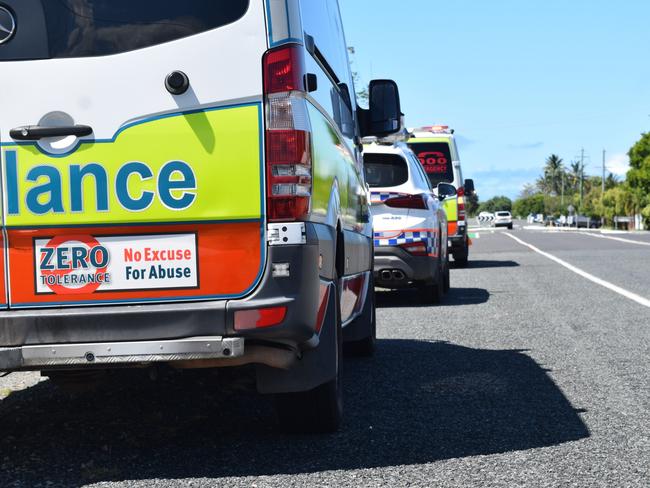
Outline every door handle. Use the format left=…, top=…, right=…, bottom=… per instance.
left=10, top=125, right=93, bottom=141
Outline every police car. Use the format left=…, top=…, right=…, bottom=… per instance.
left=364, top=142, right=451, bottom=303
left=0, top=0, right=403, bottom=433
left=407, top=126, right=474, bottom=267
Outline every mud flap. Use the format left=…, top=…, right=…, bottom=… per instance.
left=256, top=282, right=338, bottom=394
left=342, top=276, right=374, bottom=343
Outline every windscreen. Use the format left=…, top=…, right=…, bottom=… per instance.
left=0, top=0, right=250, bottom=61
left=363, top=153, right=409, bottom=188
left=407, top=142, right=454, bottom=186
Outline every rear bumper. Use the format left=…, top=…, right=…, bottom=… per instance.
left=0, top=222, right=357, bottom=372
left=0, top=336, right=244, bottom=371
left=494, top=221, right=512, bottom=227
left=373, top=246, right=437, bottom=287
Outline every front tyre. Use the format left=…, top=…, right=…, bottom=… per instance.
left=274, top=280, right=343, bottom=434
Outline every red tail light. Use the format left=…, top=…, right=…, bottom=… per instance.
left=234, top=306, right=287, bottom=331
left=385, top=194, right=428, bottom=210
left=456, top=186, right=466, bottom=221
left=458, top=197, right=466, bottom=221
left=399, top=241, right=428, bottom=256
left=266, top=129, right=311, bottom=221
left=263, top=44, right=312, bottom=222
left=263, top=45, right=305, bottom=94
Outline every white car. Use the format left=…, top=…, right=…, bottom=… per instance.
left=363, top=142, right=451, bottom=303
left=494, top=211, right=513, bottom=229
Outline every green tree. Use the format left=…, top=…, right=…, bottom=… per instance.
left=512, top=194, right=545, bottom=217
left=625, top=132, right=650, bottom=226
left=544, top=195, right=564, bottom=217
left=627, top=133, right=650, bottom=191
left=465, top=192, right=480, bottom=217
left=538, top=154, right=565, bottom=195
left=605, top=173, right=620, bottom=190
left=568, top=161, right=583, bottom=193
left=478, top=195, right=512, bottom=213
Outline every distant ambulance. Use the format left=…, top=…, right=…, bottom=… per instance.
left=407, top=126, right=474, bottom=267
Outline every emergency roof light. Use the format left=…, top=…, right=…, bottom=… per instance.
left=412, top=125, right=454, bottom=135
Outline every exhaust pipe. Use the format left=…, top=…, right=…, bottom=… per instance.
left=380, top=270, right=393, bottom=281
left=392, top=270, right=406, bottom=281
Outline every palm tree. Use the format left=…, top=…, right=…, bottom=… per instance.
left=569, top=161, right=583, bottom=192
left=542, top=154, right=564, bottom=195
left=605, top=173, right=619, bottom=190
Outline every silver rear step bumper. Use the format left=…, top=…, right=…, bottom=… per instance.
left=0, top=336, right=244, bottom=371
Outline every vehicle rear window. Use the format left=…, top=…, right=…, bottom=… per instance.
left=363, top=153, right=409, bottom=188
left=0, top=0, right=249, bottom=61
left=407, top=142, right=454, bottom=186
left=496, top=212, right=511, bottom=217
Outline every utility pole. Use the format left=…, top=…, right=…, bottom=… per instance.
left=580, top=148, right=585, bottom=210
left=602, top=149, right=606, bottom=196
left=561, top=171, right=565, bottom=206
left=601, top=149, right=606, bottom=227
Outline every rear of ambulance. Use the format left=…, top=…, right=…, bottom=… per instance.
left=0, top=1, right=322, bottom=376
left=407, top=129, right=468, bottom=264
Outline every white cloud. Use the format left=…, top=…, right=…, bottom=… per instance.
left=606, top=154, right=630, bottom=177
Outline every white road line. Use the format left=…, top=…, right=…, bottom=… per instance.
left=504, top=232, right=650, bottom=309
left=583, top=232, right=650, bottom=247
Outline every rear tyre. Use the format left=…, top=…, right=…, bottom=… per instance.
left=443, top=257, right=451, bottom=293
left=453, top=249, right=469, bottom=267
left=343, top=275, right=376, bottom=357
left=507, top=223, right=513, bottom=230
left=452, top=236, right=469, bottom=267
left=274, top=280, right=343, bottom=434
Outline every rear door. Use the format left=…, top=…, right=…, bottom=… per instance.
left=0, top=0, right=267, bottom=308
left=407, top=138, right=459, bottom=234
left=364, top=150, right=438, bottom=256
left=364, top=151, right=411, bottom=235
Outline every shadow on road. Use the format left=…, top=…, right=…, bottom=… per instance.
left=465, top=260, right=520, bottom=269
left=0, top=341, right=589, bottom=486
left=376, top=287, right=490, bottom=308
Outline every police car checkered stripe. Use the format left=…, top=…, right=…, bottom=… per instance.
left=374, top=230, right=437, bottom=254
left=369, top=192, right=406, bottom=203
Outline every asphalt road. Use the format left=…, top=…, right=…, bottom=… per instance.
left=1, top=228, right=649, bottom=487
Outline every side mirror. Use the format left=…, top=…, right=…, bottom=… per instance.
left=359, top=79, right=401, bottom=138
left=464, top=178, right=475, bottom=195
left=436, top=183, right=457, bottom=201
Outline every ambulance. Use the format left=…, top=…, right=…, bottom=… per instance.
left=0, top=0, right=402, bottom=433
left=407, top=126, right=474, bottom=267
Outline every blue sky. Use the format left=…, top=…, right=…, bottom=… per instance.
left=340, top=0, right=650, bottom=200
